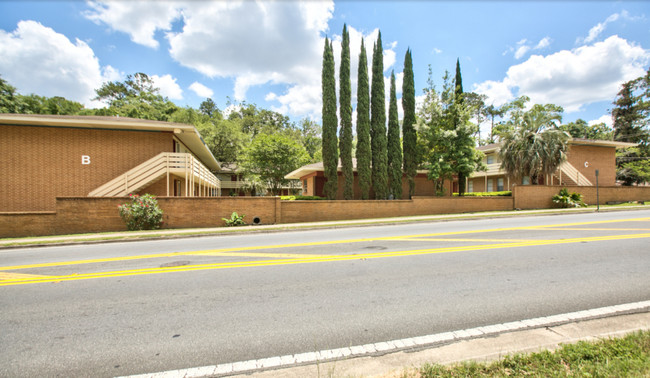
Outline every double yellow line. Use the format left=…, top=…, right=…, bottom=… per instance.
left=1, top=230, right=649, bottom=286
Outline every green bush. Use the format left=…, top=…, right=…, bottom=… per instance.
left=453, top=191, right=512, bottom=197
left=118, top=194, right=164, bottom=231
left=223, top=212, right=246, bottom=226
left=280, top=195, right=326, bottom=201
left=552, top=188, right=587, bottom=208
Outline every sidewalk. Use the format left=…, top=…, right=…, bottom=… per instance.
left=1, top=206, right=647, bottom=249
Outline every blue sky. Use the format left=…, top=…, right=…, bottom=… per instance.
left=1, top=1, right=648, bottom=136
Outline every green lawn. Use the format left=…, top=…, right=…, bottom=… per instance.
left=418, top=330, right=650, bottom=377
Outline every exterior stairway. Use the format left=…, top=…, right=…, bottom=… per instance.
left=88, top=152, right=220, bottom=197
left=555, top=161, right=592, bottom=186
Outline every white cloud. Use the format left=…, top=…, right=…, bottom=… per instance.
left=512, top=37, right=551, bottom=59
left=151, top=74, right=183, bottom=100
left=589, top=114, right=613, bottom=128
left=0, top=20, right=116, bottom=108
left=84, top=1, right=181, bottom=49
left=579, top=11, right=624, bottom=45
left=474, top=35, right=649, bottom=112
left=189, top=82, right=214, bottom=98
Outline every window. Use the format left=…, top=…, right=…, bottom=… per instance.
left=303, top=179, right=308, bottom=194
left=522, top=176, right=530, bottom=185
left=486, top=155, right=495, bottom=164
left=468, top=180, right=473, bottom=193
left=487, top=179, right=494, bottom=192
left=497, top=177, right=504, bottom=191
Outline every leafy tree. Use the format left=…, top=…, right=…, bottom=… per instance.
left=484, top=104, right=507, bottom=144
left=240, top=133, right=310, bottom=195
left=299, top=118, right=322, bottom=163
left=339, top=24, right=354, bottom=200
left=402, top=48, right=417, bottom=199
left=356, top=38, right=372, bottom=200
left=370, top=31, right=388, bottom=199
left=418, top=67, right=484, bottom=195
left=93, top=72, right=179, bottom=121
left=558, top=119, right=613, bottom=140
left=0, top=76, right=18, bottom=113
left=199, top=98, right=221, bottom=119
left=499, top=103, right=570, bottom=184
left=387, top=71, right=402, bottom=199
left=321, top=37, right=339, bottom=199
left=464, top=92, right=488, bottom=143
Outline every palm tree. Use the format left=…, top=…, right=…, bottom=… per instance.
left=499, top=104, right=570, bottom=184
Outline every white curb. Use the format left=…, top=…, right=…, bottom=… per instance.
left=119, top=300, right=650, bottom=378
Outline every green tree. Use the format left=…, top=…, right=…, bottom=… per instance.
left=387, top=71, right=402, bottom=199
left=499, top=103, right=570, bottom=184
left=484, top=104, right=507, bottom=144
left=452, top=59, right=479, bottom=196
left=339, top=24, right=354, bottom=200
left=371, top=31, right=388, bottom=199
left=321, top=37, right=339, bottom=200
left=356, top=38, right=372, bottom=200
left=93, top=72, right=179, bottom=121
left=558, top=119, right=613, bottom=140
left=419, top=67, right=484, bottom=196
left=299, top=118, right=322, bottom=163
left=613, top=68, right=650, bottom=185
left=464, top=92, right=488, bottom=143
left=402, top=48, right=417, bottom=199
left=0, top=76, right=18, bottom=113
left=199, top=98, right=221, bottom=119
left=241, top=133, right=310, bottom=195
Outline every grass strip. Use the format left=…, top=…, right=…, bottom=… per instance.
left=418, top=330, right=650, bottom=377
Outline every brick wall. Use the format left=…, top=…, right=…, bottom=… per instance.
left=0, top=125, right=173, bottom=211
left=0, top=212, right=56, bottom=237
left=566, top=145, right=617, bottom=186
left=514, top=185, right=650, bottom=209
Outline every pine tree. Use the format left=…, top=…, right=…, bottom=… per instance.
left=402, top=48, right=417, bottom=198
left=356, top=38, right=372, bottom=200
left=454, top=58, right=468, bottom=196
left=370, top=31, right=388, bottom=199
left=387, top=70, right=402, bottom=199
left=321, top=37, right=338, bottom=200
left=339, top=24, right=353, bottom=200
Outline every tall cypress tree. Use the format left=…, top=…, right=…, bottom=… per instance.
left=339, top=24, right=353, bottom=200
left=387, top=70, right=402, bottom=199
left=402, top=48, right=417, bottom=198
left=454, top=58, right=467, bottom=196
left=370, top=31, right=388, bottom=199
left=321, top=37, right=338, bottom=200
left=356, top=38, right=372, bottom=200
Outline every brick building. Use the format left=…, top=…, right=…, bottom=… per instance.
left=286, top=139, right=635, bottom=199
left=467, top=139, right=635, bottom=193
left=0, top=114, right=221, bottom=212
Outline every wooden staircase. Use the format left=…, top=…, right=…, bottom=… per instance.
left=555, top=161, right=592, bottom=186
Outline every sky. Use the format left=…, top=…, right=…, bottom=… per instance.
left=0, top=1, right=648, bottom=137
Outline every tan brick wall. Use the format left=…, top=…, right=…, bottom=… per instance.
left=514, top=185, right=650, bottom=209
left=0, top=212, right=57, bottom=237
left=0, top=124, right=173, bottom=211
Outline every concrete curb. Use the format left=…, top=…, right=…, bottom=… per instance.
left=119, top=300, right=650, bottom=378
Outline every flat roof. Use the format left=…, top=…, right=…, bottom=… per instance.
left=478, top=138, right=636, bottom=153
left=0, top=114, right=221, bottom=170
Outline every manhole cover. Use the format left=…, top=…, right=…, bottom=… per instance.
left=160, top=260, right=190, bottom=268
left=364, top=246, right=387, bottom=250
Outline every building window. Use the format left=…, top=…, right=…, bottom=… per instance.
left=303, top=179, right=308, bottom=194
left=487, top=179, right=494, bottom=192
left=486, top=155, right=495, bottom=164
left=522, top=176, right=530, bottom=185
left=468, top=180, right=473, bottom=193
left=497, top=177, right=504, bottom=191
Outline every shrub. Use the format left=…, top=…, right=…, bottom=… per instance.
left=223, top=212, right=246, bottom=226
left=118, top=194, right=164, bottom=231
left=552, top=188, right=587, bottom=208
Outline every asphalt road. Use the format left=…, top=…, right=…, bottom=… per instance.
left=1, top=210, right=649, bottom=377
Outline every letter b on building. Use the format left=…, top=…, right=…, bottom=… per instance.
left=82, top=155, right=91, bottom=165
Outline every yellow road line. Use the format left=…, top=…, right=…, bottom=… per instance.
left=389, top=238, right=542, bottom=242
left=532, top=228, right=650, bottom=231
left=0, top=272, right=50, bottom=281
left=189, top=252, right=335, bottom=258
left=2, top=232, right=649, bottom=287
left=2, top=217, right=649, bottom=272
